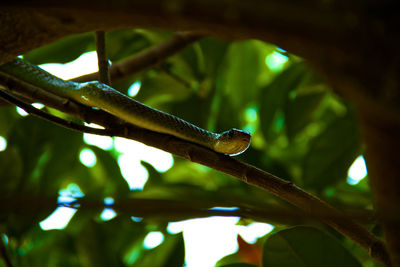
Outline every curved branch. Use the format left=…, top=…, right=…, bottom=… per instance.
left=73, top=31, right=203, bottom=83
left=0, top=195, right=377, bottom=226
left=0, top=89, right=112, bottom=136
left=0, top=70, right=390, bottom=265
left=0, top=2, right=357, bottom=64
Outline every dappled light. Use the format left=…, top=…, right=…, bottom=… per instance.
left=114, top=137, right=173, bottom=190
left=39, top=51, right=99, bottom=80
left=16, top=103, right=44, bottom=117
left=118, top=153, right=149, bottom=190
left=128, top=80, right=142, bottom=97
left=347, top=156, right=368, bottom=185
left=83, top=132, right=113, bottom=150
left=39, top=207, right=77, bottom=230
left=0, top=136, right=6, bottom=151
left=167, top=217, right=272, bottom=267
left=40, top=184, right=84, bottom=230
left=79, top=148, right=97, bottom=167
left=16, top=106, right=28, bottom=116
left=265, top=50, right=288, bottom=72
left=100, top=208, right=117, bottom=221
left=100, top=197, right=117, bottom=220
left=143, top=231, right=165, bottom=249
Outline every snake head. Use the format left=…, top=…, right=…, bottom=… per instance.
left=214, top=129, right=251, bottom=155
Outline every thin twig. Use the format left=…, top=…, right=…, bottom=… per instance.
left=0, top=70, right=390, bottom=265
left=73, top=32, right=203, bottom=83
left=95, top=31, right=111, bottom=85
left=0, top=195, right=377, bottom=226
left=160, top=63, right=193, bottom=89
left=0, top=89, right=112, bottom=136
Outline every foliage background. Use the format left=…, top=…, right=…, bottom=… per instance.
left=0, top=29, right=378, bottom=266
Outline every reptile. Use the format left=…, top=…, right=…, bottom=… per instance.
left=0, top=59, right=251, bottom=155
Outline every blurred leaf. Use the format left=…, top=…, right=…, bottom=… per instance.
left=220, top=40, right=271, bottom=108
left=88, top=146, right=130, bottom=197
left=303, top=110, right=361, bottom=190
left=106, top=30, right=152, bottom=62
left=138, top=72, right=190, bottom=105
left=285, top=90, right=326, bottom=140
left=75, top=218, right=147, bottom=267
left=262, top=226, right=361, bottom=267
left=0, top=106, right=18, bottom=136
left=259, top=62, right=309, bottom=141
left=75, top=221, right=120, bottom=267
left=0, top=147, right=23, bottom=195
left=199, top=38, right=230, bottom=79
left=24, top=33, right=93, bottom=64
left=7, top=117, right=63, bottom=188
left=141, top=161, right=163, bottom=188
left=133, top=233, right=185, bottom=267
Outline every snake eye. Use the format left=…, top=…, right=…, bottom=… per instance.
left=227, top=130, right=235, bottom=138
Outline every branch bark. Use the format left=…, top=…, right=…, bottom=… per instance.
left=73, top=31, right=203, bottom=83
left=360, top=112, right=400, bottom=266
left=0, top=195, right=377, bottom=226
left=95, top=31, right=111, bottom=85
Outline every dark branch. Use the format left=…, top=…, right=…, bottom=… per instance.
left=73, top=31, right=203, bottom=83
left=0, top=89, right=112, bottom=136
left=95, top=31, right=111, bottom=85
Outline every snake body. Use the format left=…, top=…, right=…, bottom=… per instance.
left=0, top=59, right=251, bottom=155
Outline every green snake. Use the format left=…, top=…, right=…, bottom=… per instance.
left=0, top=59, right=251, bottom=155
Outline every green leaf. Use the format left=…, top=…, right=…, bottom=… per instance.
left=0, top=147, right=23, bottom=195
left=285, top=90, right=326, bottom=140
left=263, top=226, right=361, bottom=267
left=106, top=30, right=152, bottom=62
left=259, top=62, right=308, bottom=141
left=88, top=146, right=130, bottom=197
left=133, top=233, right=185, bottom=267
left=220, top=40, right=271, bottom=108
left=24, top=33, right=93, bottom=64
left=198, top=38, right=230, bottom=79
left=303, top=110, right=361, bottom=190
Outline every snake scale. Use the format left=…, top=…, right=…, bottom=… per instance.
left=0, top=59, right=251, bottom=155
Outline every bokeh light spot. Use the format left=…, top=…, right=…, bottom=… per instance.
left=128, top=81, right=141, bottom=97
left=79, top=148, right=97, bottom=167
left=0, top=136, right=7, bottom=151
left=143, top=231, right=164, bottom=249
left=265, top=51, right=288, bottom=72
left=347, top=156, right=368, bottom=185
left=39, top=207, right=77, bottom=230
left=100, top=208, right=117, bottom=221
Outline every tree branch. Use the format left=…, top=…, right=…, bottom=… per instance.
left=95, top=31, right=111, bottom=85
left=0, top=70, right=390, bottom=265
left=73, top=31, right=203, bottom=83
left=0, top=195, right=377, bottom=226
left=0, top=89, right=112, bottom=136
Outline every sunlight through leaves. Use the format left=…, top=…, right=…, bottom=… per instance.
left=143, top=231, right=165, bottom=249
left=0, top=136, right=7, bottom=151
left=347, top=156, right=368, bottom=185
left=79, top=148, right=97, bottom=167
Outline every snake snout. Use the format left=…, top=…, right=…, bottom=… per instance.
left=214, top=129, right=251, bottom=155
